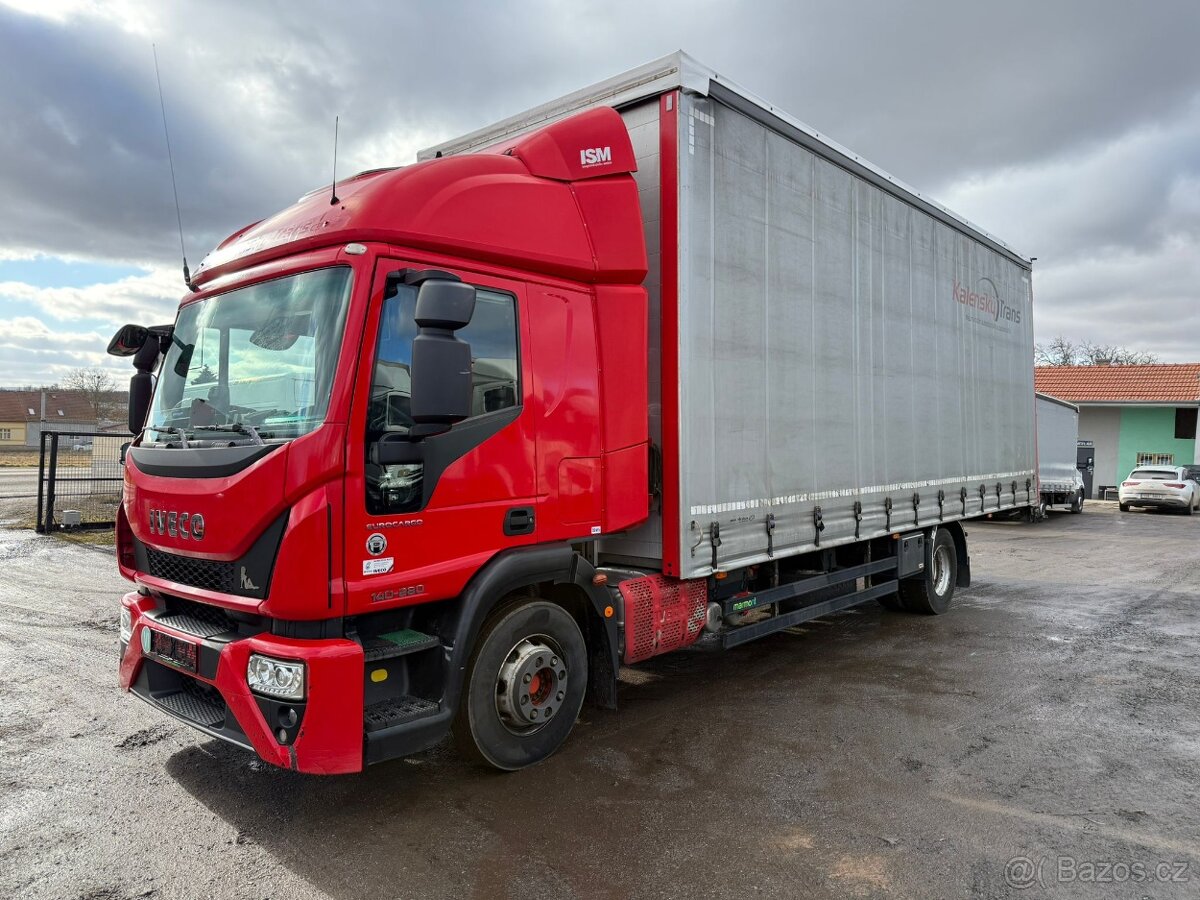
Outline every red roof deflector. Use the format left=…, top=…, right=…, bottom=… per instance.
left=192, top=108, right=645, bottom=288
left=497, top=107, right=638, bottom=181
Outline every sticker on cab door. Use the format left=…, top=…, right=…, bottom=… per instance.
left=363, top=557, right=394, bottom=576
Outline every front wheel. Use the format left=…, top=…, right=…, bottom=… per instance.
left=453, top=598, right=588, bottom=771
left=898, top=529, right=957, bottom=615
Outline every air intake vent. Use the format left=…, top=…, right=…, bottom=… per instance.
left=145, top=547, right=237, bottom=594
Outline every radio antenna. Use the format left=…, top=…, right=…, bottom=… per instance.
left=330, top=115, right=340, bottom=206
left=153, top=44, right=196, bottom=292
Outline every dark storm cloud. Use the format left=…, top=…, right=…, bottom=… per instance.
left=724, top=1, right=1200, bottom=190
left=0, top=10, right=273, bottom=264
left=1, top=0, right=1199, bottom=375
left=0, top=3, right=1190, bottom=245
left=4, top=0, right=1200, bottom=265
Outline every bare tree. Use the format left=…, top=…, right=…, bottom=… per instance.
left=1034, top=336, right=1079, bottom=366
left=63, top=367, right=121, bottom=422
left=1035, top=336, right=1159, bottom=366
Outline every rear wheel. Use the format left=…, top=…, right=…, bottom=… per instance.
left=453, top=598, right=588, bottom=771
left=898, top=529, right=957, bottom=615
left=1119, top=502, right=1130, bottom=512
left=1070, top=490, right=1084, bottom=514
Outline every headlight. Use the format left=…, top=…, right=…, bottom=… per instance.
left=247, top=654, right=306, bottom=700
left=119, top=607, right=132, bottom=643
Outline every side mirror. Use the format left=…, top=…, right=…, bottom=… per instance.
left=414, top=279, right=476, bottom=330
left=107, top=324, right=148, bottom=357
left=409, top=279, right=476, bottom=426
left=128, top=371, right=154, bottom=435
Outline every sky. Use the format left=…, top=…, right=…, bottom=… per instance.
left=1, top=0, right=1198, bottom=386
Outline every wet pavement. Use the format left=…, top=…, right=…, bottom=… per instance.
left=1, top=502, right=1198, bottom=899
left=0, top=467, right=38, bottom=498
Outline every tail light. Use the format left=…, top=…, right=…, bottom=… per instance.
left=1121, top=481, right=1139, bottom=487
left=1165, top=482, right=1186, bottom=488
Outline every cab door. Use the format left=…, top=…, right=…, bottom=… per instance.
left=343, top=259, right=536, bottom=614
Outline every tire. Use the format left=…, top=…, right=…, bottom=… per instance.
left=1187, top=503, right=1194, bottom=517
left=1070, top=491, right=1084, bottom=514
left=1119, top=502, right=1130, bottom=512
left=898, top=529, right=957, bottom=615
left=453, top=598, right=588, bottom=771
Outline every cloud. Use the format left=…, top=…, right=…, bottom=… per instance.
left=2, top=0, right=1200, bottom=384
left=0, top=264, right=182, bottom=325
left=940, top=102, right=1200, bottom=261
left=5, top=1, right=1200, bottom=262
left=937, top=98, right=1200, bottom=360
left=0, top=315, right=130, bottom=384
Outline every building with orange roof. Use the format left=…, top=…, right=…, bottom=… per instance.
left=1034, top=364, right=1200, bottom=498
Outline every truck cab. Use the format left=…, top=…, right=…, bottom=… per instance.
left=114, top=107, right=650, bottom=773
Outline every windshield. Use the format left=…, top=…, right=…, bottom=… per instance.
left=1129, top=469, right=1177, bottom=480
left=146, top=267, right=352, bottom=443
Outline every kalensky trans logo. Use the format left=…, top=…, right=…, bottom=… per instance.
left=954, top=277, right=1021, bottom=326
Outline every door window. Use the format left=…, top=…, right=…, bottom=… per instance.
left=365, top=283, right=519, bottom=513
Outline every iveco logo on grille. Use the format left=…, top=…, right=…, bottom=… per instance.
left=148, top=509, right=205, bottom=541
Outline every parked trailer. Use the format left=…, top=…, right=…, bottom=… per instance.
left=110, top=52, right=1035, bottom=773
left=1035, top=393, right=1085, bottom=514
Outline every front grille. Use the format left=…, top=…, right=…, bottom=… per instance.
left=158, top=678, right=225, bottom=729
left=145, top=547, right=236, bottom=594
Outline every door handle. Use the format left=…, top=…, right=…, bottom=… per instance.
left=503, top=507, right=535, bottom=536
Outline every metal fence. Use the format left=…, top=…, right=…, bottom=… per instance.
left=36, top=430, right=125, bottom=532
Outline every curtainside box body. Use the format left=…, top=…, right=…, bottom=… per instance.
left=1036, top=393, right=1082, bottom=493
left=422, top=52, right=1036, bottom=580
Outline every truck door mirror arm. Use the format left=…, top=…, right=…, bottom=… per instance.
left=372, top=426, right=452, bottom=465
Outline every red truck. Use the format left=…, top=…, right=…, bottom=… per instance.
left=110, top=54, right=1035, bottom=773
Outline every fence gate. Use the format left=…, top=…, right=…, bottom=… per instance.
left=36, top=431, right=125, bottom=532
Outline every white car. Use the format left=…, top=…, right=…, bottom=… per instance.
left=1118, top=466, right=1200, bottom=514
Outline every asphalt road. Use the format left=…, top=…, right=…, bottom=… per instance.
left=0, top=466, right=38, bottom=498
left=2, top=503, right=1198, bottom=899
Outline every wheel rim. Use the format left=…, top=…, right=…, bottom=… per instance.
left=932, top=543, right=953, bottom=596
left=494, top=634, right=568, bottom=736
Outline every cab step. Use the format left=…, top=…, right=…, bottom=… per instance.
left=361, top=629, right=440, bottom=662
left=364, top=695, right=439, bottom=733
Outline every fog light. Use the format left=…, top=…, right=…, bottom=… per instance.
left=119, top=607, right=132, bottom=643
left=247, top=654, right=306, bottom=700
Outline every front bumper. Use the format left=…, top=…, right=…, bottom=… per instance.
left=118, top=592, right=365, bottom=774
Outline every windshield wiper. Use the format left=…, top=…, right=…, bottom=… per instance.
left=192, top=422, right=267, bottom=445
left=147, top=425, right=190, bottom=448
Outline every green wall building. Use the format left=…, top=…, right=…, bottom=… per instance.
left=1035, top=364, right=1200, bottom=498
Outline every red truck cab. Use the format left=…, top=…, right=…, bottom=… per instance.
left=113, top=107, right=650, bottom=773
